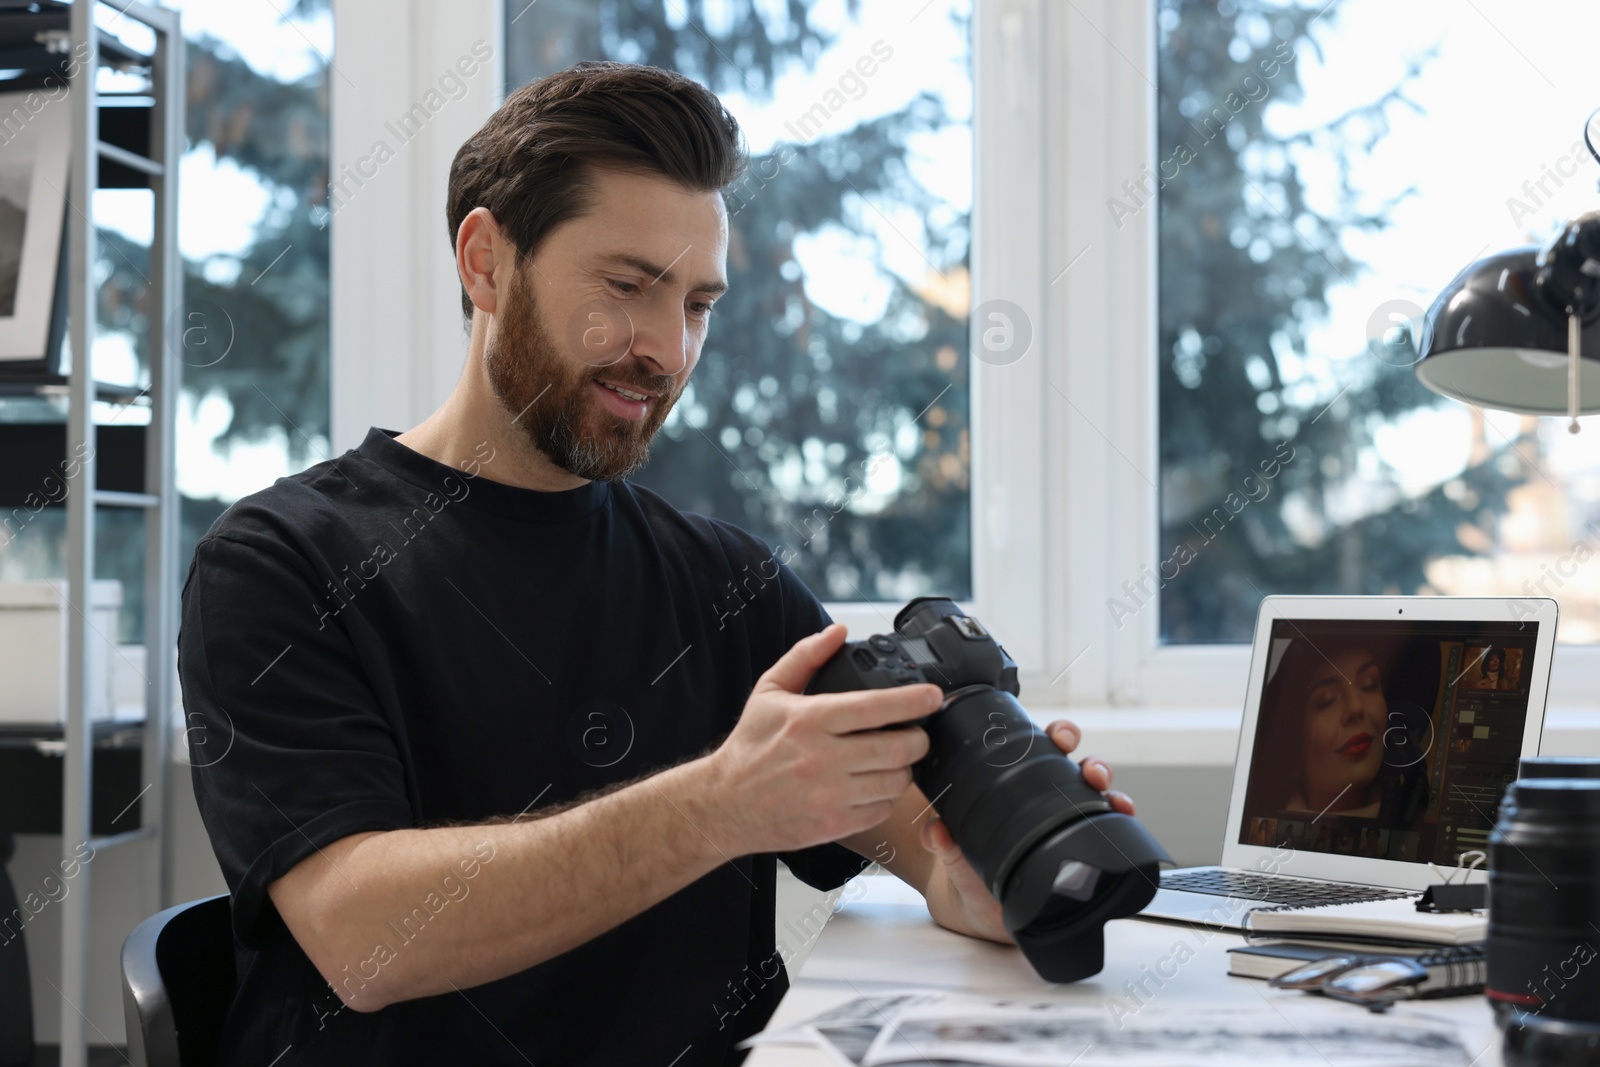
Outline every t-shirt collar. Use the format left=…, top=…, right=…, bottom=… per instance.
left=360, top=426, right=612, bottom=523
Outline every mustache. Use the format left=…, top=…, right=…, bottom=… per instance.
left=590, top=368, right=679, bottom=396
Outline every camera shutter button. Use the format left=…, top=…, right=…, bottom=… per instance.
left=869, top=635, right=898, bottom=654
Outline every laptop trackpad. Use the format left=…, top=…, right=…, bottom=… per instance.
left=1138, top=888, right=1271, bottom=930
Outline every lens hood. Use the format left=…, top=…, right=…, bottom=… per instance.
left=1001, top=812, right=1170, bottom=983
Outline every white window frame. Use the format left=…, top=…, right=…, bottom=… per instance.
left=330, top=0, right=1600, bottom=711
left=330, top=0, right=1055, bottom=675
left=330, top=0, right=505, bottom=458
left=1043, top=0, right=1271, bottom=710
left=1052, top=0, right=1600, bottom=710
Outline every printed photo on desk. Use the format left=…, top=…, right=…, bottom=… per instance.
left=749, top=992, right=1480, bottom=1067
left=861, top=1002, right=1471, bottom=1067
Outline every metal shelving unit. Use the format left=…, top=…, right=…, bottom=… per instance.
left=56, top=3, right=183, bottom=1066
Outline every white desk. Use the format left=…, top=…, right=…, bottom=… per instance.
left=748, top=876, right=1506, bottom=1066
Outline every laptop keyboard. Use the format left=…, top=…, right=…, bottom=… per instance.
left=1160, top=869, right=1415, bottom=907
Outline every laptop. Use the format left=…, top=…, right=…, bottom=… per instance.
left=1141, top=595, right=1557, bottom=930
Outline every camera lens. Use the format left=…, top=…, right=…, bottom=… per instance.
left=805, top=598, right=1173, bottom=983
left=914, top=686, right=1170, bottom=982
left=1518, top=757, right=1600, bottom=780
left=1488, top=778, right=1600, bottom=1065
left=1501, top=1015, right=1600, bottom=1067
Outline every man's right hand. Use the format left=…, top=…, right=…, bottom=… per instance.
left=696, top=623, right=940, bottom=856
left=267, top=623, right=935, bottom=1012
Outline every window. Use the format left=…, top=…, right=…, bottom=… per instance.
left=169, top=0, right=332, bottom=583
left=0, top=0, right=331, bottom=644
left=504, top=0, right=974, bottom=602
left=1155, top=0, right=1600, bottom=645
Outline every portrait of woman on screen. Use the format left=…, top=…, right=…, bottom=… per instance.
left=1244, top=636, right=1431, bottom=832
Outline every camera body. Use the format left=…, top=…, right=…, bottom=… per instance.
left=806, top=597, right=1172, bottom=983
left=805, top=596, right=1018, bottom=707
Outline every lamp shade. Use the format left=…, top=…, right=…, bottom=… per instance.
left=1416, top=246, right=1600, bottom=415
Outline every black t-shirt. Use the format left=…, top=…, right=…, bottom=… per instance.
left=177, top=427, right=869, bottom=1066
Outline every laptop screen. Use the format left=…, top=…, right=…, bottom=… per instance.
left=1236, top=617, right=1539, bottom=868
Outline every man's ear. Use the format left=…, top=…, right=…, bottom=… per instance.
left=457, top=206, right=507, bottom=317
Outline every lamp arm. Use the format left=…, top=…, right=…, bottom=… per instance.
left=1570, top=312, right=1582, bottom=435
left=1553, top=104, right=1600, bottom=432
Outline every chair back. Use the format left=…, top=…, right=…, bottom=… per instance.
left=120, top=895, right=235, bottom=1067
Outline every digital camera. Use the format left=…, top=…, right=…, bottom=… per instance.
left=807, top=597, right=1172, bottom=982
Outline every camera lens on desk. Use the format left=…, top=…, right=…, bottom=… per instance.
left=1487, top=777, right=1600, bottom=1067
left=1517, top=756, right=1600, bottom=780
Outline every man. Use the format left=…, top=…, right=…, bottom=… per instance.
left=178, top=61, right=1133, bottom=1065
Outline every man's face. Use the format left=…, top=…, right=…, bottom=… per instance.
left=483, top=167, right=729, bottom=482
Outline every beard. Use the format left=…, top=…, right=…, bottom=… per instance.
left=484, top=267, right=682, bottom=482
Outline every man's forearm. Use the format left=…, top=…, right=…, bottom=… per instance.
left=271, top=758, right=732, bottom=1011
left=839, top=785, right=1009, bottom=944
left=271, top=627, right=942, bottom=1010
left=840, top=783, right=937, bottom=893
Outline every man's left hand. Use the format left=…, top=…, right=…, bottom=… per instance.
left=919, top=720, right=1135, bottom=944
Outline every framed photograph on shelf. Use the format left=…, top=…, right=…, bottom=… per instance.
left=0, top=86, right=69, bottom=376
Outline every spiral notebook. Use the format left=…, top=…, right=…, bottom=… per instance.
left=1243, top=895, right=1486, bottom=948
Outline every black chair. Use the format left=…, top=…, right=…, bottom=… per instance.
left=120, top=895, right=235, bottom=1067
left=0, top=832, right=34, bottom=1067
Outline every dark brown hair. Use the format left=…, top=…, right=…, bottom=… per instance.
left=446, top=61, right=747, bottom=320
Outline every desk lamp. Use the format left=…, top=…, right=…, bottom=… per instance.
left=1416, top=111, right=1600, bottom=432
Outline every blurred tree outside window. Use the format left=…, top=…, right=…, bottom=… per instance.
left=0, top=0, right=331, bottom=643
left=505, top=0, right=974, bottom=602
left=1156, top=0, right=1600, bottom=643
